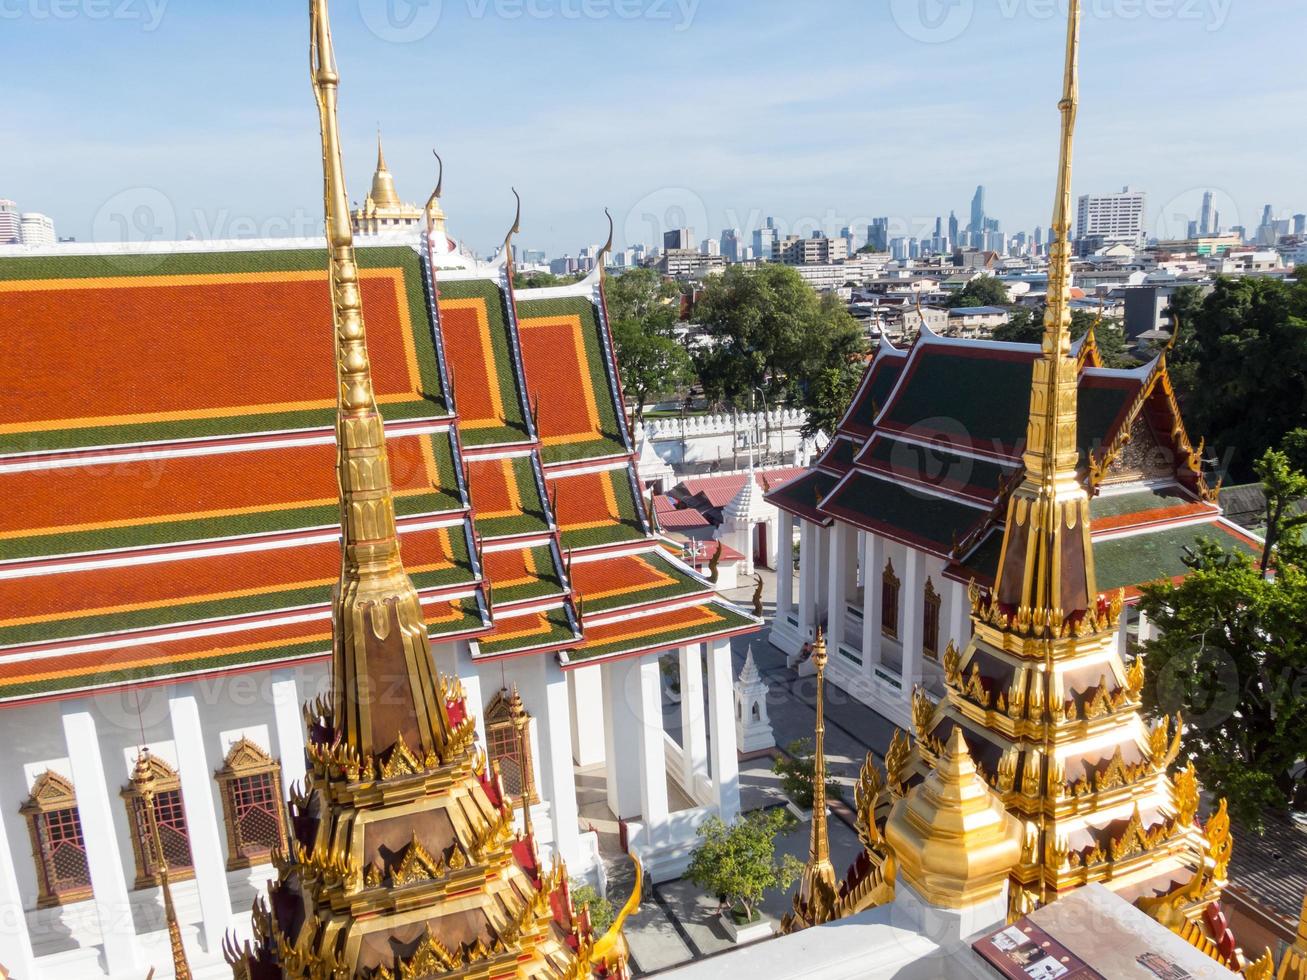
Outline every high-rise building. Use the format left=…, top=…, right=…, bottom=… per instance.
left=969, top=185, right=986, bottom=232
left=1199, top=189, right=1214, bottom=236
left=1294, top=214, right=1306, bottom=237
left=663, top=227, right=693, bottom=251
left=753, top=222, right=778, bottom=260
left=1187, top=219, right=1200, bottom=240
left=700, top=237, right=720, bottom=257
left=19, top=212, right=56, bottom=247
left=1075, top=186, right=1146, bottom=248
left=721, top=227, right=742, bottom=262
left=0, top=199, right=19, bottom=244
left=948, top=211, right=959, bottom=245
left=867, top=217, right=889, bottom=253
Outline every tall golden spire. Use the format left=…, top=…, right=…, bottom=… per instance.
left=131, top=749, right=192, bottom=980
left=789, top=629, right=839, bottom=927
left=311, top=0, right=450, bottom=761
left=993, top=0, right=1096, bottom=623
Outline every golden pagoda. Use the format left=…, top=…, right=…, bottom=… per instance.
left=224, top=3, right=628, bottom=976
left=351, top=131, right=424, bottom=235
left=915, top=0, right=1228, bottom=934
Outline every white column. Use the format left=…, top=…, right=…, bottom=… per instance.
left=862, top=533, right=884, bottom=671
left=168, top=689, right=232, bottom=952
left=1138, top=610, right=1154, bottom=644
left=678, top=645, right=708, bottom=794
left=814, top=525, right=830, bottom=617
left=797, top=520, right=816, bottom=644
left=541, top=659, right=582, bottom=866
left=452, top=641, right=488, bottom=750
left=0, top=804, right=36, bottom=978
left=827, top=523, right=849, bottom=654
left=61, top=706, right=139, bottom=975
left=775, top=511, right=795, bottom=620
left=901, top=549, right=924, bottom=694
left=271, top=670, right=306, bottom=797
left=634, top=657, right=669, bottom=846
left=602, top=659, right=642, bottom=820
left=949, top=579, right=971, bottom=654
left=568, top=665, right=605, bottom=767
left=1118, top=604, right=1131, bottom=659
left=706, top=639, right=741, bottom=823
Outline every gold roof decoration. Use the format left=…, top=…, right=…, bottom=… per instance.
left=885, top=727, right=1023, bottom=910
left=131, top=748, right=193, bottom=980
left=223, top=4, right=617, bottom=976
left=369, top=130, right=402, bottom=209
left=782, top=628, right=840, bottom=932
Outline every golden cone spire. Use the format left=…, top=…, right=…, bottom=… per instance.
left=131, top=749, right=192, bottom=980
left=311, top=0, right=451, bottom=762
left=993, top=0, right=1097, bottom=622
left=369, top=129, right=403, bottom=209
left=788, top=628, right=839, bottom=928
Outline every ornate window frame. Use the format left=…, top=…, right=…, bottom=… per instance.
left=484, top=690, right=538, bottom=807
left=881, top=558, right=901, bottom=639
left=923, top=577, right=942, bottom=659
left=20, top=770, right=92, bottom=908
left=121, top=754, right=195, bottom=889
left=214, top=738, right=287, bottom=871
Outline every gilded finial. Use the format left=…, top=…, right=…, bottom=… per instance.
left=596, top=207, right=615, bottom=275
left=502, top=187, right=522, bottom=259
left=424, top=149, right=447, bottom=238
left=132, top=748, right=192, bottom=979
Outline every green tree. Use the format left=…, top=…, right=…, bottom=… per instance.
left=992, top=308, right=1135, bottom=368
left=516, top=270, right=583, bottom=289
left=772, top=739, right=842, bottom=811
left=685, top=810, right=804, bottom=922
left=692, top=264, right=866, bottom=433
left=570, top=883, right=615, bottom=934
left=1165, top=276, right=1307, bottom=481
left=605, top=268, right=694, bottom=426
left=1138, top=449, right=1307, bottom=829
left=1254, top=447, right=1307, bottom=573
left=947, top=275, right=1009, bottom=308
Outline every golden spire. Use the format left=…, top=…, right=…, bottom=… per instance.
left=311, top=0, right=451, bottom=761
left=884, top=728, right=1023, bottom=910
left=792, top=628, right=839, bottom=926
left=369, top=128, right=402, bottom=209
left=993, top=0, right=1096, bottom=622
left=131, top=749, right=192, bottom=980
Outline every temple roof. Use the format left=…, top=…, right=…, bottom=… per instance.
left=766, top=324, right=1230, bottom=596
left=0, top=237, right=756, bottom=703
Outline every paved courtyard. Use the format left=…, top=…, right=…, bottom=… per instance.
left=588, top=570, right=903, bottom=976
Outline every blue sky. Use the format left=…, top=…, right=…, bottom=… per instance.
left=2, top=0, right=1304, bottom=256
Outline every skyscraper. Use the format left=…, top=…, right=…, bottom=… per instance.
left=721, top=228, right=742, bottom=262
left=664, top=227, right=694, bottom=251
left=753, top=222, right=778, bottom=260
left=1200, top=189, right=1214, bottom=236
left=1295, top=214, right=1306, bottom=237
left=948, top=210, right=959, bottom=244
left=0, top=200, right=19, bottom=244
left=969, top=185, right=986, bottom=232
left=867, top=217, right=889, bottom=253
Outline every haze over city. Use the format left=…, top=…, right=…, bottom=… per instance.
left=4, top=0, right=1306, bottom=255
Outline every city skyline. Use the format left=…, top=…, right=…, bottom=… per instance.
left=3, top=0, right=1306, bottom=255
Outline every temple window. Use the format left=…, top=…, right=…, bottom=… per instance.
left=121, top=755, right=194, bottom=889
left=20, top=771, right=92, bottom=907
left=923, top=577, right=941, bottom=659
left=215, top=738, right=287, bottom=870
left=882, top=558, right=901, bottom=639
left=484, top=690, right=538, bottom=807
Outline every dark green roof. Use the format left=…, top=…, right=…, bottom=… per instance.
left=1093, top=522, right=1258, bottom=592
left=822, top=472, right=987, bottom=554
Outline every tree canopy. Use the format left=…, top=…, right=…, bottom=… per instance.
left=1167, top=276, right=1307, bottom=481
left=947, top=275, right=1009, bottom=308
left=691, top=264, right=867, bottom=435
left=991, top=307, right=1135, bottom=368
left=685, top=810, right=803, bottom=921
left=1138, top=447, right=1307, bottom=830
left=515, top=270, right=584, bottom=289
left=605, top=268, right=694, bottom=427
